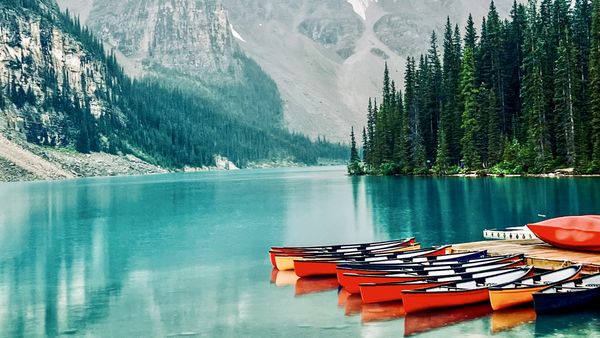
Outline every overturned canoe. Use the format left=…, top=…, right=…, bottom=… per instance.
left=532, top=271, right=600, bottom=314
left=527, top=215, right=600, bottom=252
left=358, top=262, right=525, bottom=304
left=402, top=266, right=532, bottom=314
left=489, top=265, right=581, bottom=310
left=342, top=259, right=525, bottom=294
left=293, top=246, right=449, bottom=277
left=269, top=238, right=415, bottom=266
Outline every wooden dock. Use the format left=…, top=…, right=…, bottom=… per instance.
left=452, top=239, right=600, bottom=274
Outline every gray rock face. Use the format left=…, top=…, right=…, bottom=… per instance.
left=220, top=0, right=519, bottom=141
left=87, top=0, right=240, bottom=81
left=59, top=0, right=283, bottom=126
left=296, top=1, right=364, bottom=59
left=58, top=0, right=520, bottom=141
left=0, top=4, right=118, bottom=147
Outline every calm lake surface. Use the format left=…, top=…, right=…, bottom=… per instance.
left=1, top=166, right=599, bottom=337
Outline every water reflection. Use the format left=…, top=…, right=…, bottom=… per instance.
left=535, top=310, right=600, bottom=336
left=295, top=277, right=339, bottom=296
left=358, top=176, right=600, bottom=246
left=360, top=301, right=406, bottom=323
left=404, top=303, right=493, bottom=336
left=490, top=306, right=536, bottom=334
left=2, top=168, right=600, bottom=337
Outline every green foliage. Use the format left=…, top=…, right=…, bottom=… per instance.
left=460, top=48, right=481, bottom=171
left=350, top=0, right=600, bottom=176
left=591, top=0, right=600, bottom=170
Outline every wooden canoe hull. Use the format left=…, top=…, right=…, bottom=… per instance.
left=402, top=288, right=490, bottom=314
left=359, top=281, right=448, bottom=304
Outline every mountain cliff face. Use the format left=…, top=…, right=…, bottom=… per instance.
left=56, top=0, right=519, bottom=142
left=58, top=0, right=283, bottom=126
left=221, top=0, right=518, bottom=141
left=0, top=0, right=120, bottom=149
left=0, top=0, right=347, bottom=180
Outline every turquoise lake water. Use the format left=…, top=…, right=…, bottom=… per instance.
left=1, top=166, right=599, bottom=337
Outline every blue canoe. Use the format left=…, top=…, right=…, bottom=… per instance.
left=532, top=272, right=600, bottom=314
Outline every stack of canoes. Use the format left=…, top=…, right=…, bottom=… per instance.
left=269, top=238, right=600, bottom=316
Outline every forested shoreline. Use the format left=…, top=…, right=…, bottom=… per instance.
left=349, top=0, right=600, bottom=176
left=1, top=1, right=348, bottom=171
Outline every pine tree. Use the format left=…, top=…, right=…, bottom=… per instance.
left=350, top=126, right=359, bottom=163
left=553, top=34, right=578, bottom=166
left=365, top=98, right=375, bottom=166
left=442, top=18, right=463, bottom=164
left=434, top=124, right=451, bottom=174
left=362, top=127, right=368, bottom=163
left=523, top=0, right=552, bottom=172
left=465, top=14, right=478, bottom=52
left=460, top=47, right=481, bottom=170
left=372, top=99, right=382, bottom=166
left=573, top=0, right=593, bottom=168
left=427, top=32, right=443, bottom=162
left=591, top=0, right=600, bottom=169
left=506, top=1, right=527, bottom=140
left=486, top=88, right=503, bottom=166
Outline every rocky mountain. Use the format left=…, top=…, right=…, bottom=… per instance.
left=221, top=0, right=519, bottom=141
left=56, top=0, right=519, bottom=141
left=58, top=0, right=284, bottom=127
left=0, top=0, right=347, bottom=181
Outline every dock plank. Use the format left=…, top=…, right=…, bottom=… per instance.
left=452, top=239, right=600, bottom=274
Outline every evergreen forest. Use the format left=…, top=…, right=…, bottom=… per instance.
left=349, top=0, right=600, bottom=176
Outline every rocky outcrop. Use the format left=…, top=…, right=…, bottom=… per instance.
left=87, top=0, right=239, bottom=80
left=0, top=2, right=118, bottom=149
left=60, top=0, right=284, bottom=126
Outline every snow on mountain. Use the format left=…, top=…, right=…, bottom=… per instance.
left=346, top=0, right=377, bottom=20
left=230, top=24, right=246, bottom=43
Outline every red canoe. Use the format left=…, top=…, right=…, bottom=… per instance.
left=401, top=266, right=532, bottom=314
left=269, top=238, right=415, bottom=266
left=337, top=254, right=523, bottom=290
left=358, top=261, right=525, bottom=304
left=341, top=260, right=524, bottom=294
left=293, top=246, right=449, bottom=278
left=527, top=215, right=600, bottom=252
left=335, top=250, right=491, bottom=284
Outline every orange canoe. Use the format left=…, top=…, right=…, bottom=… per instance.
left=402, top=267, right=532, bottom=314
left=488, top=265, right=581, bottom=310
left=527, top=215, right=600, bottom=252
